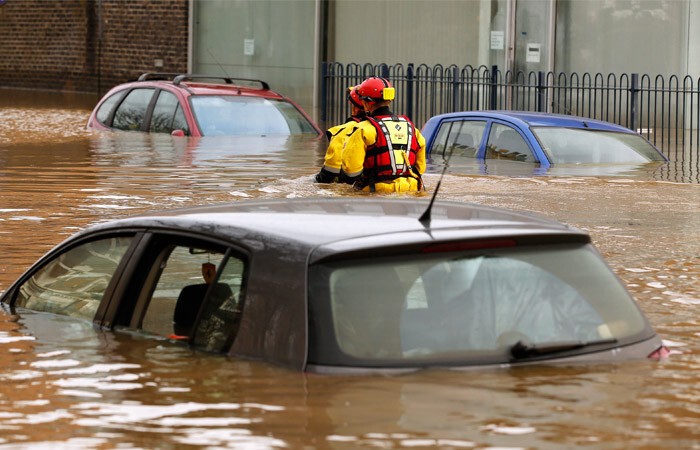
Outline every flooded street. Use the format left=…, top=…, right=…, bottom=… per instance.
left=0, top=89, right=699, bottom=449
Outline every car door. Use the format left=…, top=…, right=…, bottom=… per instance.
left=105, top=232, right=250, bottom=354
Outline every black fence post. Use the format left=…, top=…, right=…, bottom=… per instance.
left=406, top=63, right=414, bottom=120
left=629, top=73, right=639, bottom=132
left=537, top=71, right=545, bottom=112
left=320, top=61, right=328, bottom=124
left=452, top=66, right=460, bottom=112
left=490, top=65, right=498, bottom=110
left=380, top=64, right=389, bottom=79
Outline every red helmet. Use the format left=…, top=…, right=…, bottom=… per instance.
left=357, top=77, right=395, bottom=102
left=347, top=85, right=362, bottom=108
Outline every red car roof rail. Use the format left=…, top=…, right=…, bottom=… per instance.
left=137, top=72, right=184, bottom=81
left=136, top=73, right=271, bottom=91
left=172, top=74, right=270, bottom=90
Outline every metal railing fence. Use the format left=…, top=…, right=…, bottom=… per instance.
left=320, top=62, right=700, bottom=159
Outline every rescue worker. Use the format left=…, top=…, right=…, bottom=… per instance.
left=341, top=77, right=426, bottom=192
left=314, top=85, right=366, bottom=183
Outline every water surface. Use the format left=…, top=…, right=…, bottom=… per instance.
left=0, top=89, right=699, bottom=449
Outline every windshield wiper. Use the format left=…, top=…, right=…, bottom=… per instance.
left=510, top=338, right=618, bottom=360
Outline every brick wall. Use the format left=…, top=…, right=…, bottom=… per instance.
left=0, top=0, right=188, bottom=95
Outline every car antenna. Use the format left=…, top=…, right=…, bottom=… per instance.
left=207, top=48, right=232, bottom=78
left=418, top=145, right=455, bottom=227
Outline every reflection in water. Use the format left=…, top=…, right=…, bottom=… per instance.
left=0, top=90, right=699, bottom=448
left=430, top=153, right=699, bottom=183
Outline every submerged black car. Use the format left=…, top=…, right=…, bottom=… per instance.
left=0, top=198, right=667, bottom=372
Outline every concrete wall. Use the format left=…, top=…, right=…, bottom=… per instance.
left=191, top=0, right=317, bottom=118
left=333, top=0, right=482, bottom=67
left=0, top=0, right=188, bottom=95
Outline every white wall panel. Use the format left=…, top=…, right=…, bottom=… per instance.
left=192, top=0, right=317, bottom=115
left=334, top=0, right=482, bottom=66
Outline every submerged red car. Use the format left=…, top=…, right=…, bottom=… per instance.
left=87, top=73, right=322, bottom=137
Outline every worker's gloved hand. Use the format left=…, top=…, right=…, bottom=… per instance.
left=338, top=171, right=358, bottom=185
left=314, top=168, right=338, bottom=183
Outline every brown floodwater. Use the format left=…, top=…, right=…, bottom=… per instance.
left=0, top=88, right=699, bottom=449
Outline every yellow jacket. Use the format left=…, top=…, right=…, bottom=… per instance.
left=321, top=118, right=365, bottom=173
left=341, top=115, right=426, bottom=192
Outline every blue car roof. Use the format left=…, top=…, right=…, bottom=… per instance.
left=425, top=111, right=633, bottom=132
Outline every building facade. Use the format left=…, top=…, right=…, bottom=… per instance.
left=0, top=0, right=188, bottom=95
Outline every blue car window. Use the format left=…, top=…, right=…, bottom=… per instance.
left=486, top=124, right=535, bottom=162
left=13, top=236, right=134, bottom=320
left=432, top=120, right=486, bottom=158
left=533, top=127, right=665, bottom=164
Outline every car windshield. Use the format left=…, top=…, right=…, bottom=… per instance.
left=308, top=244, right=650, bottom=367
left=533, top=127, right=665, bottom=164
left=190, top=95, right=318, bottom=136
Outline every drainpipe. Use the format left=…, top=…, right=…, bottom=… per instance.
left=97, top=0, right=102, bottom=95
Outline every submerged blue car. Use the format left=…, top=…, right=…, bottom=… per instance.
left=421, top=111, right=667, bottom=167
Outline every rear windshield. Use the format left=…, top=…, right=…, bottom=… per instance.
left=190, top=95, right=318, bottom=136
left=533, top=127, right=665, bottom=164
left=308, top=244, right=651, bottom=367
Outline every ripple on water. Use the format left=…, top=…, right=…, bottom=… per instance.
left=0, top=96, right=700, bottom=448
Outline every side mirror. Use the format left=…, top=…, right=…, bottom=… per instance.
left=171, top=129, right=186, bottom=137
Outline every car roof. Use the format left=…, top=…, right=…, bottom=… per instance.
left=428, top=110, right=634, bottom=132
left=83, top=198, right=589, bottom=260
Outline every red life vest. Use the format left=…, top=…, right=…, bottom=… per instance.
left=360, top=114, right=422, bottom=189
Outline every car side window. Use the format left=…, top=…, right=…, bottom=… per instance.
left=149, top=90, right=189, bottom=135
left=448, top=120, right=486, bottom=158
left=138, top=244, right=246, bottom=352
left=13, top=236, right=134, bottom=320
left=172, top=103, right=189, bottom=135
left=485, top=124, right=535, bottom=162
left=112, top=88, right=155, bottom=131
left=431, top=120, right=486, bottom=158
left=95, top=91, right=126, bottom=125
